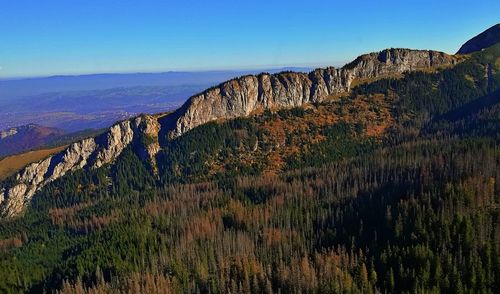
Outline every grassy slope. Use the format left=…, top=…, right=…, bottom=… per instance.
left=0, top=146, right=67, bottom=180
left=0, top=128, right=104, bottom=180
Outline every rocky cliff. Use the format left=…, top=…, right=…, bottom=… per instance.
left=0, top=124, right=66, bottom=157
left=169, top=48, right=456, bottom=138
left=0, top=48, right=457, bottom=218
left=0, top=115, right=160, bottom=217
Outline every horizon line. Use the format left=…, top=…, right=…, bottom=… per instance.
left=0, top=61, right=348, bottom=81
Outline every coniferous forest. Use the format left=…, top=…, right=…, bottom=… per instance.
left=0, top=43, right=499, bottom=293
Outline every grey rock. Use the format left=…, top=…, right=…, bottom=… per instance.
left=0, top=115, right=160, bottom=217
left=169, top=48, right=456, bottom=138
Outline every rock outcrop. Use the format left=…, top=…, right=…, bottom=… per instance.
left=0, top=128, right=18, bottom=139
left=169, top=48, right=456, bottom=138
left=0, top=115, right=160, bottom=217
left=0, top=48, right=457, bottom=218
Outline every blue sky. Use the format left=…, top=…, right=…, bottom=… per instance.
left=0, top=0, right=498, bottom=78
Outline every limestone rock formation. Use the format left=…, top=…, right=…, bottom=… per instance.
left=169, top=48, right=456, bottom=138
left=0, top=115, right=160, bottom=217
left=0, top=48, right=457, bottom=217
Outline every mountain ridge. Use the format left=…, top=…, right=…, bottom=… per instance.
left=0, top=27, right=497, bottom=218
left=168, top=48, right=456, bottom=138
left=457, top=23, right=500, bottom=54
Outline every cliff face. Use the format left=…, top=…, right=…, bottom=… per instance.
left=169, top=49, right=456, bottom=138
left=0, top=115, right=161, bottom=217
left=0, top=48, right=456, bottom=218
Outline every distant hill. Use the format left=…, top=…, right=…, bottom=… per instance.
left=0, top=124, right=65, bottom=157
left=0, top=85, right=201, bottom=131
left=0, top=124, right=105, bottom=158
left=457, top=23, right=500, bottom=54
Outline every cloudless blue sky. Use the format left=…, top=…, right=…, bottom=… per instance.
left=0, top=0, right=498, bottom=78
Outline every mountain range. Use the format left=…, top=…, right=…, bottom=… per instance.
left=0, top=24, right=498, bottom=293
left=0, top=46, right=463, bottom=217
left=1, top=24, right=498, bottom=217
left=0, top=68, right=312, bottom=99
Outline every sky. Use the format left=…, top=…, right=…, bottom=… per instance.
left=0, top=0, right=498, bottom=78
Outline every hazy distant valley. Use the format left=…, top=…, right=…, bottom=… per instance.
left=0, top=68, right=312, bottom=132
left=0, top=69, right=312, bottom=156
left=0, top=85, right=202, bottom=131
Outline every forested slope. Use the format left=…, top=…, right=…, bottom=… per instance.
left=0, top=34, right=498, bottom=293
